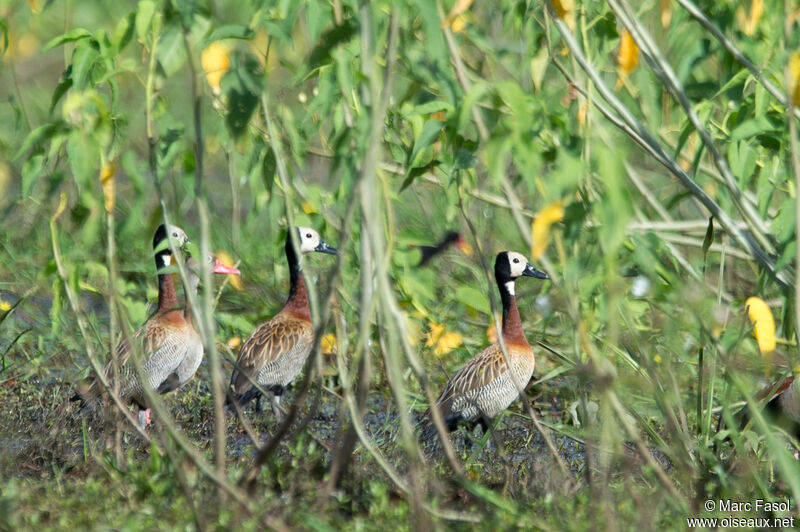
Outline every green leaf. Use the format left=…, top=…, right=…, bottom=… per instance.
left=411, top=0, right=448, bottom=67
left=21, top=151, right=45, bottom=197
left=0, top=20, right=8, bottom=56
left=49, top=69, right=74, bottom=114
left=702, top=217, right=714, bottom=258
left=453, top=285, right=490, bottom=316
left=156, top=24, right=188, bottom=77
left=221, top=52, right=262, bottom=138
left=729, top=116, right=777, bottom=141
left=776, top=241, right=796, bottom=271
left=261, top=145, right=277, bottom=191
left=772, top=198, right=795, bottom=243
left=66, top=131, right=100, bottom=186
left=113, top=12, right=136, bottom=52
left=71, top=40, right=100, bottom=89
left=399, top=160, right=440, bottom=191
left=403, top=100, right=454, bottom=118
left=51, top=277, right=63, bottom=336
left=15, top=122, right=64, bottom=160
left=41, top=28, right=91, bottom=51
left=464, top=481, right=518, bottom=513
left=306, top=19, right=357, bottom=70
left=407, top=119, right=442, bottom=170
left=305, top=0, right=330, bottom=46
left=203, top=24, right=254, bottom=48
left=530, top=45, right=549, bottom=92
left=135, top=0, right=157, bottom=43
left=174, top=0, right=197, bottom=29
left=712, top=69, right=748, bottom=100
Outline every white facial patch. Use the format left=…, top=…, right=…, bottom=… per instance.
left=504, top=280, right=516, bottom=296
left=167, top=224, right=189, bottom=247
left=161, top=254, right=172, bottom=267
left=297, top=226, right=321, bottom=254
left=506, top=251, right=529, bottom=278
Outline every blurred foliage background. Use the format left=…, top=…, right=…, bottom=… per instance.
left=1, top=0, right=800, bottom=529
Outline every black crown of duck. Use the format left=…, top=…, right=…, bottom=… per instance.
left=425, top=250, right=548, bottom=435
left=72, top=224, right=240, bottom=427
left=228, top=226, right=337, bottom=418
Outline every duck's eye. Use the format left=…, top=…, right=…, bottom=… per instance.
left=172, top=232, right=178, bottom=238
left=306, top=233, right=312, bottom=239
left=513, top=258, right=519, bottom=263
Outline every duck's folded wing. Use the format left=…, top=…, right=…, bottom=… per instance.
left=435, top=343, right=508, bottom=416
left=231, top=315, right=306, bottom=394
left=230, top=317, right=311, bottom=394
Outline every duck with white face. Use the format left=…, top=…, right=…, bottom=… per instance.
left=227, top=226, right=337, bottom=419
left=424, top=250, right=548, bottom=439
left=72, top=223, right=241, bottom=428
left=153, top=224, right=191, bottom=269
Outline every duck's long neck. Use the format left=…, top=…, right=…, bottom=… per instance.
left=156, top=252, right=179, bottom=313
left=285, top=240, right=311, bottom=321
left=499, top=279, right=527, bottom=346
left=156, top=252, right=178, bottom=314
left=183, top=274, right=200, bottom=322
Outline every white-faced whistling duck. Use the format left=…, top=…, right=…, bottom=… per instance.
left=424, top=250, right=548, bottom=439
left=227, top=226, right=337, bottom=419
left=72, top=224, right=240, bottom=427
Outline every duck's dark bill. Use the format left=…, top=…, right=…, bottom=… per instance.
left=523, top=264, right=549, bottom=279
left=316, top=241, right=338, bottom=254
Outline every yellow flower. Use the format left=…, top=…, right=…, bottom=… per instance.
left=531, top=200, right=564, bottom=260
left=227, top=336, right=241, bottom=349
left=745, top=296, right=776, bottom=356
left=736, top=0, right=763, bottom=36
left=577, top=103, right=588, bottom=127
left=789, top=52, right=800, bottom=107
left=451, top=15, right=468, bottom=34
left=653, top=354, right=662, bottom=364
left=434, top=331, right=463, bottom=356
left=486, top=322, right=497, bottom=343
left=551, top=0, right=575, bottom=31
left=321, top=333, right=337, bottom=355
left=617, top=29, right=639, bottom=75
left=201, top=42, right=230, bottom=93
left=441, top=0, right=474, bottom=30
left=0, top=300, right=11, bottom=312
left=425, top=321, right=462, bottom=356
left=660, top=0, right=671, bottom=28
left=216, top=250, right=243, bottom=290
left=426, top=322, right=445, bottom=347
left=100, top=160, right=115, bottom=213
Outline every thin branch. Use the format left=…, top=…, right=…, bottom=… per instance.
left=180, top=22, right=228, bottom=506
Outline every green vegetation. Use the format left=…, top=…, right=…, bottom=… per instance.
left=1, top=0, right=799, bottom=529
